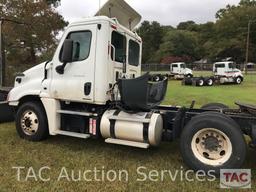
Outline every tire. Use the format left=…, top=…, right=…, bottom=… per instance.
left=180, top=112, right=246, bottom=175
left=183, top=77, right=193, bottom=85
left=16, top=102, right=49, bottom=141
left=186, top=74, right=193, bottom=78
left=201, top=103, right=229, bottom=110
left=206, top=78, right=214, bottom=86
left=235, top=76, right=242, bottom=84
left=0, top=92, right=6, bottom=101
left=197, top=78, right=204, bottom=86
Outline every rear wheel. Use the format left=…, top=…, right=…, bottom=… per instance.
left=16, top=102, right=49, bottom=141
left=197, top=78, right=204, bottom=86
left=206, top=78, right=214, bottom=86
left=180, top=112, right=246, bottom=175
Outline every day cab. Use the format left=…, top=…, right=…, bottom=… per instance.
left=170, top=62, right=193, bottom=79
left=213, top=61, right=244, bottom=84
left=8, top=0, right=142, bottom=107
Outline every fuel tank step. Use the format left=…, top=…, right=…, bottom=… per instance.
left=105, top=138, right=149, bottom=149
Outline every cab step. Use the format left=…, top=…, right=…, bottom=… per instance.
left=105, top=138, right=149, bottom=149
left=56, top=110, right=98, bottom=117
left=55, top=130, right=91, bottom=139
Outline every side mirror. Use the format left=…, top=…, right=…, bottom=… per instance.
left=61, top=39, right=73, bottom=63
left=56, top=39, right=73, bottom=75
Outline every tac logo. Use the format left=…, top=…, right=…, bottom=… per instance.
left=220, top=169, right=251, bottom=189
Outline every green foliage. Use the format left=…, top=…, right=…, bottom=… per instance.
left=137, top=21, right=168, bottom=63
left=177, top=21, right=199, bottom=32
left=139, top=0, right=256, bottom=64
left=1, top=0, right=67, bottom=66
left=154, top=30, right=200, bottom=62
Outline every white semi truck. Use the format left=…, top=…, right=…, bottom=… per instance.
left=183, top=61, right=244, bottom=86
left=170, top=62, right=193, bottom=79
left=2, top=0, right=256, bottom=175
left=213, top=61, right=244, bottom=84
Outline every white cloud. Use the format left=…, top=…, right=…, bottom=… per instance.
left=57, top=0, right=240, bottom=26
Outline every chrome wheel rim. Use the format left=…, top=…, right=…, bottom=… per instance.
left=21, top=110, right=39, bottom=136
left=191, top=128, right=232, bottom=166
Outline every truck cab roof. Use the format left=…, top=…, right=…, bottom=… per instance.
left=95, top=0, right=141, bottom=30
left=68, top=16, right=141, bottom=41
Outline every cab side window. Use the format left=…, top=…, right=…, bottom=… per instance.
left=60, top=31, right=92, bottom=62
left=111, top=31, right=126, bottom=63
left=128, top=40, right=140, bottom=66
left=215, top=64, right=225, bottom=68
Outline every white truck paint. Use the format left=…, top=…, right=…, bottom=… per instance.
left=170, top=62, right=193, bottom=79
left=3, top=0, right=253, bottom=174
left=7, top=0, right=163, bottom=149
left=213, top=62, right=244, bottom=84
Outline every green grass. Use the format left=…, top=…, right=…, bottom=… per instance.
left=165, top=74, right=256, bottom=108
left=0, top=74, right=256, bottom=191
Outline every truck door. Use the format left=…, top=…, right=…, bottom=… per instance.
left=171, top=64, right=179, bottom=74
left=180, top=63, right=186, bottom=74
left=50, top=24, right=97, bottom=102
left=110, top=30, right=127, bottom=81
left=215, top=63, right=225, bottom=76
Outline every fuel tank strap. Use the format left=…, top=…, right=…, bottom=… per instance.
left=143, top=113, right=153, bottom=143
left=109, top=110, right=121, bottom=138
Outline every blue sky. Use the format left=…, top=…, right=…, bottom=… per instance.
left=57, top=0, right=241, bottom=26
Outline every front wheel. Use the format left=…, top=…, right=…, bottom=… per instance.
left=186, top=74, right=193, bottom=78
left=180, top=112, right=246, bottom=175
left=16, top=102, right=49, bottom=141
left=235, top=76, right=242, bottom=84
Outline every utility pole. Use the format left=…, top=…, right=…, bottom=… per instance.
left=98, top=0, right=101, bottom=14
left=245, top=21, right=251, bottom=75
left=0, top=20, right=3, bottom=87
left=245, top=20, right=256, bottom=75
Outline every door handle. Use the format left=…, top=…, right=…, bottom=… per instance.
left=84, top=82, right=92, bottom=96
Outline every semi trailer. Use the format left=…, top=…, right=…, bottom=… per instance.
left=1, top=0, right=256, bottom=175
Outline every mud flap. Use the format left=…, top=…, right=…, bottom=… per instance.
left=0, top=102, right=14, bottom=123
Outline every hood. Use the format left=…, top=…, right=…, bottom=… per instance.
left=185, top=68, right=193, bottom=74
left=14, top=62, right=46, bottom=87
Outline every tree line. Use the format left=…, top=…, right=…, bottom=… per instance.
left=0, top=0, right=66, bottom=67
left=137, top=0, right=256, bottom=64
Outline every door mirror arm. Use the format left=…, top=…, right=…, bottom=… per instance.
left=56, top=63, right=68, bottom=75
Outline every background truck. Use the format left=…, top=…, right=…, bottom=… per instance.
left=170, top=62, right=193, bottom=79
left=183, top=61, right=244, bottom=86
left=1, top=0, right=256, bottom=175
left=213, top=61, right=244, bottom=84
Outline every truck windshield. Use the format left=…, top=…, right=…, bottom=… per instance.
left=128, top=40, right=140, bottom=66
left=228, top=63, right=235, bottom=69
left=180, top=64, right=185, bottom=68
